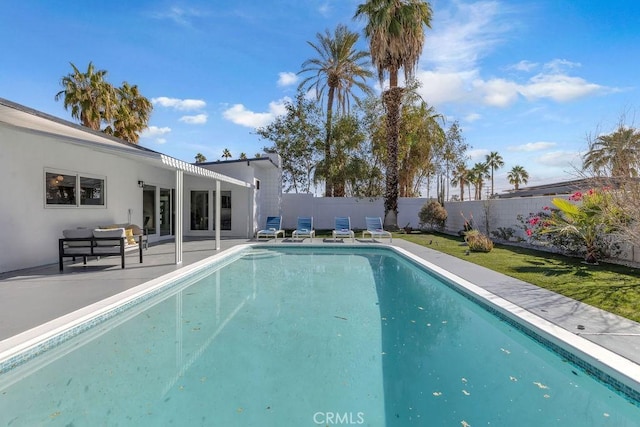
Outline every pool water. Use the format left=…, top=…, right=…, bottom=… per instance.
left=0, top=247, right=639, bottom=426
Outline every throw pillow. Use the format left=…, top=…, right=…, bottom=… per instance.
left=125, top=228, right=136, bottom=245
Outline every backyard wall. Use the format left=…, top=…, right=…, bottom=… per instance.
left=280, top=193, right=640, bottom=264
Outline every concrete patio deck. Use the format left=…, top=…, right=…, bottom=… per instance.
left=1, top=236, right=639, bottom=377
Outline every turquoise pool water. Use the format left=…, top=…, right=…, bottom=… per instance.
left=0, top=246, right=639, bottom=426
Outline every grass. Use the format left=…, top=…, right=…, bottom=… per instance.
left=398, top=232, right=640, bottom=323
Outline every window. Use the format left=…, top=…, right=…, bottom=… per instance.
left=190, top=191, right=209, bottom=230
left=214, top=191, right=232, bottom=230
left=45, top=171, right=105, bottom=207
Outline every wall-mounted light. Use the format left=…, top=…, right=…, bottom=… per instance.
left=138, top=180, right=145, bottom=188
left=56, top=175, right=64, bottom=182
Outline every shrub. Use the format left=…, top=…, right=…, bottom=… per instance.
left=419, top=200, right=448, bottom=231
left=464, top=230, right=494, bottom=252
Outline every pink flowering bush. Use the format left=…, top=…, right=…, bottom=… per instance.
left=518, top=188, right=623, bottom=263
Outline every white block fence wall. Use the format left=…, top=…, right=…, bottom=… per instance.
left=280, top=193, right=640, bottom=264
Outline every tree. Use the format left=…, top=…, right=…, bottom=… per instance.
left=256, top=90, right=323, bottom=193
left=507, top=165, right=529, bottom=190
left=485, top=151, right=504, bottom=197
left=221, top=149, right=232, bottom=160
left=469, top=162, right=490, bottom=200
left=55, top=61, right=116, bottom=130
left=583, top=125, right=640, bottom=178
left=104, top=82, right=153, bottom=143
left=451, top=163, right=469, bottom=201
left=397, top=100, right=444, bottom=197
left=194, top=153, right=207, bottom=163
left=239, top=152, right=248, bottom=160
left=418, top=200, right=447, bottom=231
left=442, top=121, right=469, bottom=201
left=298, top=24, right=373, bottom=197
left=355, top=0, right=433, bottom=229
left=55, top=61, right=152, bottom=143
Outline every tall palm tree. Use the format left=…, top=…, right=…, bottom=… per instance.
left=507, top=165, right=529, bottom=190
left=239, top=152, right=248, bottom=160
left=55, top=61, right=116, bottom=130
left=298, top=24, right=373, bottom=197
left=105, top=82, right=153, bottom=144
left=355, top=0, right=433, bottom=228
left=450, top=163, right=469, bottom=202
left=194, top=153, right=207, bottom=163
left=485, top=151, right=504, bottom=197
left=469, top=162, right=490, bottom=200
left=583, top=126, right=640, bottom=178
left=222, top=149, right=232, bottom=160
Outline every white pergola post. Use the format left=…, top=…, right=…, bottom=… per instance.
left=175, top=169, right=184, bottom=265
left=215, top=180, right=221, bottom=250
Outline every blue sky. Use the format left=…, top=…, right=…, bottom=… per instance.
left=1, top=0, right=638, bottom=194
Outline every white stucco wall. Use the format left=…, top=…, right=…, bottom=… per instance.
left=0, top=123, right=183, bottom=272
left=0, top=122, right=255, bottom=273
left=281, top=195, right=430, bottom=230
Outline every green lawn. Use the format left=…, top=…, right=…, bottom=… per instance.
left=398, top=232, right=640, bottom=323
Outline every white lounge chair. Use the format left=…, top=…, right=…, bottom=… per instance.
left=292, top=216, right=315, bottom=241
left=363, top=216, right=392, bottom=242
left=332, top=216, right=355, bottom=242
left=256, top=216, right=285, bottom=241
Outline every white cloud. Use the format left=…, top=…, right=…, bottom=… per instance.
left=464, top=112, right=482, bottom=122
left=468, top=148, right=490, bottom=162
left=222, top=97, right=290, bottom=128
left=507, top=60, right=539, bottom=72
left=141, top=126, right=171, bottom=138
left=151, top=6, right=207, bottom=27
left=179, top=113, right=208, bottom=124
left=277, top=72, right=298, bottom=87
left=415, top=2, right=611, bottom=108
left=152, top=97, right=206, bottom=111
left=521, top=73, right=604, bottom=102
left=536, top=150, right=583, bottom=168
left=508, top=141, right=557, bottom=152
left=474, top=78, right=521, bottom=107
left=423, top=0, right=512, bottom=71
left=156, top=138, right=167, bottom=145
left=416, top=69, right=478, bottom=105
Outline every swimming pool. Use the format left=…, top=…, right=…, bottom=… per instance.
left=1, top=245, right=639, bottom=426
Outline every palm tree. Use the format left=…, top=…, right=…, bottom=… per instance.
left=194, top=153, right=207, bottom=163
left=583, top=126, right=640, bottom=178
left=55, top=61, right=116, bottom=130
left=222, top=149, right=232, bottom=160
left=105, top=82, right=153, bottom=143
left=469, top=162, right=490, bottom=200
left=507, top=165, right=529, bottom=190
left=451, top=163, right=469, bottom=201
left=239, top=152, right=248, bottom=160
left=485, top=151, right=504, bottom=197
left=298, top=24, right=373, bottom=197
left=355, top=0, right=433, bottom=228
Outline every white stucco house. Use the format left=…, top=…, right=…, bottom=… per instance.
left=0, top=98, right=282, bottom=273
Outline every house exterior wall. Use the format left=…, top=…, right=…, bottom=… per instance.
left=0, top=121, right=255, bottom=273
left=182, top=175, right=252, bottom=238
left=0, top=122, right=179, bottom=272
left=200, top=153, right=282, bottom=235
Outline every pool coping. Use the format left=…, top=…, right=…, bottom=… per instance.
left=2, top=241, right=640, bottom=402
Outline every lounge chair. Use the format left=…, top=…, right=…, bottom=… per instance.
left=256, top=216, right=285, bottom=241
left=332, top=216, right=355, bottom=242
left=291, top=216, right=315, bottom=241
left=363, top=216, right=392, bottom=242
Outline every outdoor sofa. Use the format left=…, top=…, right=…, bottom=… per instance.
left=58, top=225, right=145, bottom=271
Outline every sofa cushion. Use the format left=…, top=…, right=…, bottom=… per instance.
left=93, top=228, right=125, bottom=246
left=63, top=228, right=94, bottom=247
left=125, top=228, right=136, bottom=245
